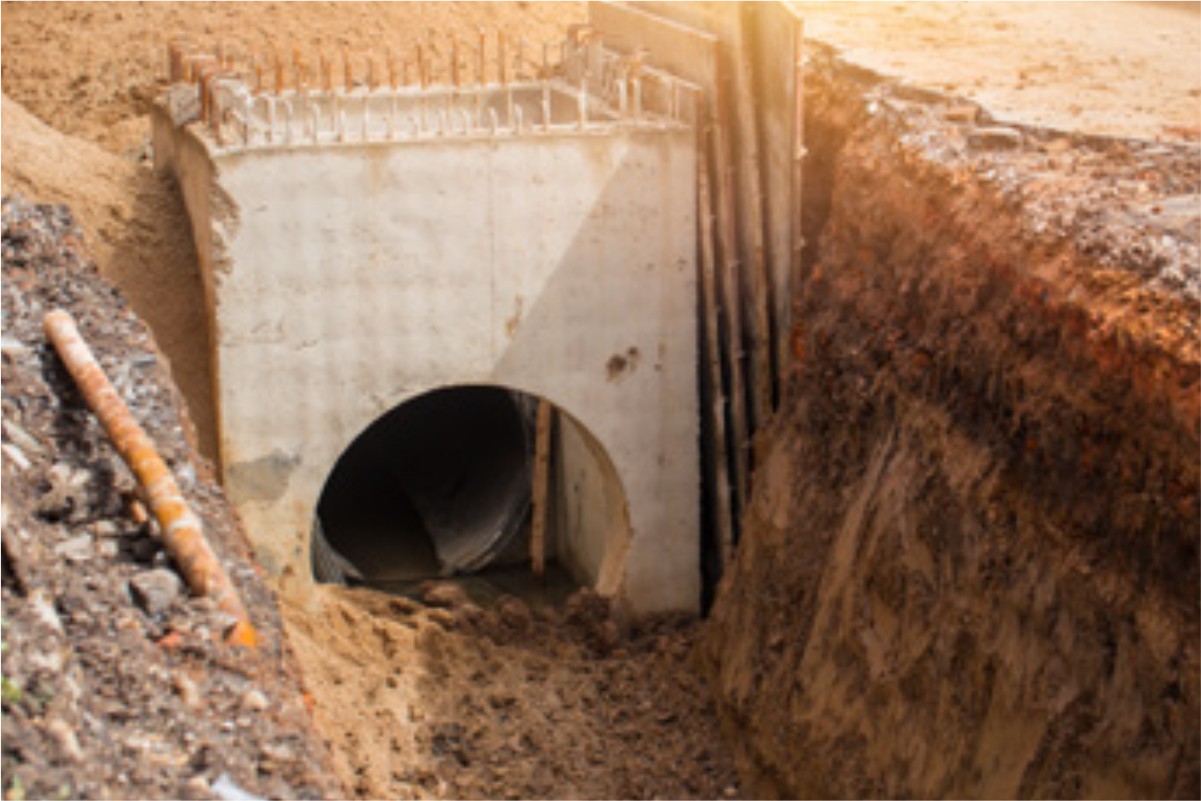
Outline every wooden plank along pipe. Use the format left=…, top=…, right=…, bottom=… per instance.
left=43, top=310, right=257, bottom=648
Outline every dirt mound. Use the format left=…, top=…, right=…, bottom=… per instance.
left=1, top=195, right=343, bottom=800
left=700, top=47, right=1200, bottom=800
left=282, top=583, right=740, bottom=799
left=2, top=94, right=217, bottom=460
left=1, top=2, right=586, bottom=155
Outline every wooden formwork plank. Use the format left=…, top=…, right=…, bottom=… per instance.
left=588, top=1, right=719, bottom=92
left=791, top=19, right=807, bottom=344
left=748, top=2, right=804, bottom=399
left=696, top=126, right=735, bottom=570
left=711, top=81, right=751, bottom=513
left=729, top=15, right=774, bottom=442
left=530, top=399, right=553, bottom=578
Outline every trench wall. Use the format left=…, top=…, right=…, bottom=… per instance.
left=153, top=109, right=700, bottom=614
left=700, top=48, right=1200, bottom=799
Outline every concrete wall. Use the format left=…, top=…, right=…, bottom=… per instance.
left=155, top=114, right=700, bottom=614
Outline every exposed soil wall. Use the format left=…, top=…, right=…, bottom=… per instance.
left=700, top=45, right=1200, bottom=799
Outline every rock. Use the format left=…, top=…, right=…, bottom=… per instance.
left=129, top=568, right=184, bottom=616
left=53, top=533, right=93, bottom=562
left=181, top=776, right=212, bottom=801
left=422, top=581, right=469, bottom=609
left=174, top=673, right=202, bottom=709
left=1, top=421, right=41, bottom=457
left=1, top=443, right=31, bottom=471
left=968, top=126, right=1023, bottom=151
left=132, top=536, right=161, bottom=564
left=240, top=689, right=268, bottom=712
left=0, top=336, right=29, bottom=359
left=92, top=520, right=120, bottom=538
left=36, top=462, right=91, bottom=521
left=29, top=591, right=64, bottom=634
left=44, top=718, right=84, bottom=762
left=97, top=540, right=119, bottom=559
left=258, top=741, right=295, bottom=773
left=423, top=608, right=456, bottom=630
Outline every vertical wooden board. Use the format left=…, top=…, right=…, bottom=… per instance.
left=711, top=104, right=750, bottom=515
left=588, top=1, right=719, bottom=92
left=530, top=399, right=553, bottom=578
left=729, top=13, right=773, bottom=441
left=749, top=2, right=802, bottom=401
left=696, top=133, right=735, bottom=571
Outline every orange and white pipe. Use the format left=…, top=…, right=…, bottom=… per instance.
left=44, top=310, right=257, bottom=648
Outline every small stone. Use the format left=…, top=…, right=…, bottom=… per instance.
left=240, top=689, right=269, bottom=712
left=943, top=104, right=979, bottom=124
left=181, top=776, right=211, bottom=800
left=1, top=422, right=42, bottom=456
left=259, top=741, right=294, bottom=773
left=53, top=533, right=93, bottom=562
left=968, top=126, right=1023, bottom=151
left=422, top=581, right=469, bottom=609
left=45, top=718, right=84, bottom=763
left=92, top=520, right=120, bottom=538
left=132, top=537, right=161, bottom=564
left=173, top=673, right=202, bottom=709
left=97, top=540, right=119, bottom=559
left=1042, top=137, right=1073, bottom=155
left=1, top=443, right=31, bottom=471
left=423, top=608, right=456, bottom=630
left=129, top=568, right=184, bottom=616
left=37, top=463, right=91, bottom=521
left=0, top=336, right=29, bottom=358
left=723, top=784, right=738, bottom=798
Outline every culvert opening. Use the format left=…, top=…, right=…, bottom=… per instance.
left=312, top=385, right=630, bottom=604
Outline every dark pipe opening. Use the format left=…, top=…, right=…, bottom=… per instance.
left=313, top=386, right=535, bottom=585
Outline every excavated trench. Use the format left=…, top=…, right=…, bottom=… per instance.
left=284, top=37, right=1200, bottom=799
left=698, top=43, right=1200, bottom=799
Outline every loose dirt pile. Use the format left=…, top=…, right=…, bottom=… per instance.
left=2, top=95, right=217, bottom=460
left=285, top=584, right=739, bottom=799
left=2, top=194, right=342, bottom=800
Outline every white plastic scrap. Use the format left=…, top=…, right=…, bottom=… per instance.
left=212, top=773, right=265, bottom=801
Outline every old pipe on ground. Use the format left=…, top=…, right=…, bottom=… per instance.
left=43, top=309, right=257, bottom=647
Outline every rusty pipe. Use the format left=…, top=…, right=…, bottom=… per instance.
left=43, top=310, right=257, bottom=648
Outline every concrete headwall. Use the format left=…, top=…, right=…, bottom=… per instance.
left=154, top=111, right=700, bottom=614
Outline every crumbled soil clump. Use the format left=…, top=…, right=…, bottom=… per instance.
left=701, top=45, right=1200, bottom=800
left=1, top=195, right=344, bottom=800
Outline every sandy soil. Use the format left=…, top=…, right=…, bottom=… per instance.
left=796, top=1, right=1201, bottom=143
left=284, top=585, right=738, bottom=799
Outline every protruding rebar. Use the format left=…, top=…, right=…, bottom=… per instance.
left=498, top=30, right=508, bottom=86
left=477, top=28, right=486, bottom=85
left=273, top=47, right=284, bottom=94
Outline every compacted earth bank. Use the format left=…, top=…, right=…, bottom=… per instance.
left=699, top=40, right=1200, bottom=800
